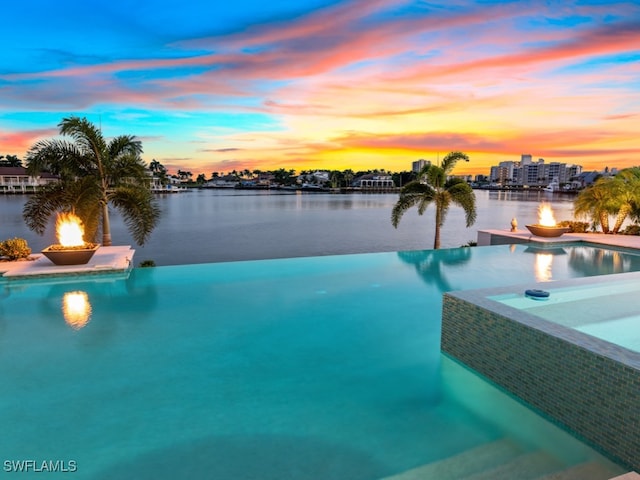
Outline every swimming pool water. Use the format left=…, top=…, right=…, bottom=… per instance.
left=1, top=244, right=637, bottom=479
left=492, top=275, right=640, bottom=353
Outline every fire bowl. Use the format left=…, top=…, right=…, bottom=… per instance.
left=41, top=244, right=99, bottom=265
left=525, top=224, right=570, bottom=238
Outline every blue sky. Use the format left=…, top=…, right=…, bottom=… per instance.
left=1, top=0, right=639, bottom=176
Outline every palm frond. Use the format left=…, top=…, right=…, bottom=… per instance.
left=400, top=180, right=434, bottom=195
left=425, top=165, right=446, bottom=188
left=391, top=192, right=424, bottom=228
left=59, top=116, right=106, bottom=158
left=440, top=151, right=469, bottom=174
left=26, top=139, right=87, bottom=178
left=447, top=181, right=477, bottom=227
left=108, top=153, right=148, bottom=184
left=109, top=135, right=143, bottom=159
left=109, top=186, right=161, bottom=245
left=23, top=184, right=69, bottom=234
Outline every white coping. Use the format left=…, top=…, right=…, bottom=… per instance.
left=610, top=473, right=640, bottom=479
left=0, top=246, right=135, bottom=278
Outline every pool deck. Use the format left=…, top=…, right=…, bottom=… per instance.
left=0, top=245, right=134, bottom=280
left=478, top=228, right=640, bottom=250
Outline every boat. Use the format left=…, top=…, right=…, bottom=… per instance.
left=543, top=178, right=560, bottom=193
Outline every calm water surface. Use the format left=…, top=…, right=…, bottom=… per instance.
left=0, top=189, right=576, bottom=265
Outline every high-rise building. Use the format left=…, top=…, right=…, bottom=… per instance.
left=412, top=159, right=430, bottom=172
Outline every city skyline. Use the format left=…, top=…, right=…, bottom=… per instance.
left=0, top=1, right=639, bottom=177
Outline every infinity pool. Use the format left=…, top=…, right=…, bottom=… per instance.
left=1, top=243, right=637, bottom=479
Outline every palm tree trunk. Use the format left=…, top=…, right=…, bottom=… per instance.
left=599, top=212, right=610, bottom=234
left=434, top=205, right=442, bottom=249
left=102, top=202, right=112, bottom=246
left=612, top=204, right=631, bottom=234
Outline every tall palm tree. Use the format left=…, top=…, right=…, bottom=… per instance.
left=24, top=116, right=160, bottom=246
left=391, top=151, right=476, bottom=249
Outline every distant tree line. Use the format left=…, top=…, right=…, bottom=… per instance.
left=158, top=166, right=420, bottom=188
left=0, top=154, right=23, bottom=167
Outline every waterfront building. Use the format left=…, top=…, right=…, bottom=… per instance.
left=352, top=173, right=395, bottom=190
left=489, top=161, right=517, bottom=185
left=520, top=159, right=545, bottom=187
left=486, top=155, right=585, bottom=189
left=0, top=166, right=59, bottom=193
left=412, top=159, right=430, bottom=172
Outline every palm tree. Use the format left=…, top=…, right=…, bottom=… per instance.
left=24, top=116, right=160, bottom=246
left=608, top=167, right=640, bottom=233
left=573, top=177, right=617, bottom=233
left=391, top=151, right=477, bottom=249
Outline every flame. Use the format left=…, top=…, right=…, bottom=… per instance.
left=538, top=203, right=557, bottom=227
left=56, top=212, right=85, bottom=247
left=62, top=291, right=92, bottom=329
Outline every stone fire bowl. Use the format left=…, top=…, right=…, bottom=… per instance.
left=41, top=244, right=100, bottom=265
left=525, top=224, right=570, bottom=238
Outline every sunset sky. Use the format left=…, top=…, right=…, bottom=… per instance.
left=0, top=0, right=638, bottom=177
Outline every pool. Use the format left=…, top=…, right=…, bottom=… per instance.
left=491, top=275, right=640, bottom=353
left=1, top=243, right=637, bottom=479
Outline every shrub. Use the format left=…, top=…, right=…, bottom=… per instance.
left=557, top=220, right=589, bottom=233
left=139, top=259, right=156, bottom=267
left=0, top=237, right=32, bottom=260
left=621, top=224, right=640, bottom=236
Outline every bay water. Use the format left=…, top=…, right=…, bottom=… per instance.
left=0, top=189, right=576, bottom=266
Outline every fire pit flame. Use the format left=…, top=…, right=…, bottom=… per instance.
left=538, top=203, right=557, bottom=227
left=525, top=203, right=570, bottom=238
left=41, top=212, right=99, bottom=265
left=57, top=212, right=86, bottom=247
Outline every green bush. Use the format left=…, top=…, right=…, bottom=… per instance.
left=0, top=237, right=32, bottom=260
left=139, top=259, right=156, bottom=267
left=621, top=224, right=640, bottom=236
left=557, top=220, right=589, bottom=233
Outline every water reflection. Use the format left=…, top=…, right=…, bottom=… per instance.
left=33, top=268, right=158, bottom=341
left=524, top=246, right=567, bottom=282
left=568, top=246, right=640, bottom=276
left=62, top=291, right=92, bottom=330
left=534, top=253, right=553, bottom=282
left=398, top=248, right=472, bottom=291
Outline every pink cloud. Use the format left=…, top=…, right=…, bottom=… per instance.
left=0, top=128, right=58, bottom=155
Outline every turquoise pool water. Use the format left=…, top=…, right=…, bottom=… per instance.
left=1, top=243, right=638, bottom=479
left=493, top=275, right=640, bottom=354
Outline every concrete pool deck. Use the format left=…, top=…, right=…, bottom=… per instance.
left=478, top=228, right=640, bottom=250
left=0, top=245, right=134, bottom=280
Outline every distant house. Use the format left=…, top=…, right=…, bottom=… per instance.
left=352, top=173, right=395, bottom=190
left=297, top=171, right=330, bottom=186
left=203, top=174, right=239, bottom=189
left=575, top=171, right=602, bottom=188
left=0, top=167, right=59, bottom=193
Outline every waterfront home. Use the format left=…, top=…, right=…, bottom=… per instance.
left=0, top=166, right=59, bottom=193
left=352, top=172, right=396, bottom=190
